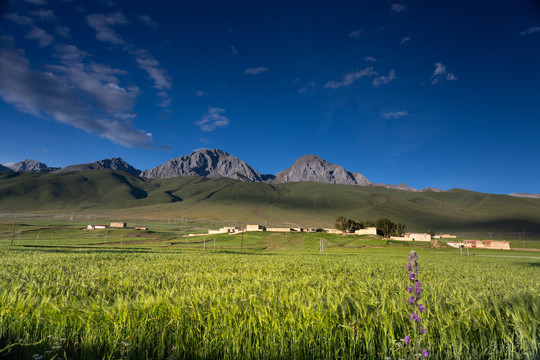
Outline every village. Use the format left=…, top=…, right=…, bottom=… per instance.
left=180, top=224, right=511, bottom=250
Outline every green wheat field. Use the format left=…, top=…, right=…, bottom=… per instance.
left=0, top=230, right=539, bottom=359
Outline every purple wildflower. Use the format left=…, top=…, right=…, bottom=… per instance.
left=420, top=325, right=426, bottom=335
left=419, top=304, right=425, bottom=313
left=422, top=348, right=429, bottom=358
left=406, top=263, right=411, bottom=271
left=408, top=296, right=415, bottom=305
left=408, top=272, right=415, bottom=281
left=407, top=285, right=413, bottom=293
left=416, top=286, right=422, bottom=295
left=402, top=335, right=411, bottom=344
left=409, top=312, right=421, bottom=323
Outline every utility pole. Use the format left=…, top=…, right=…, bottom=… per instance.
left=10, top=223, right=16, bottom=247
left=241, top=232, right=244, bottom=252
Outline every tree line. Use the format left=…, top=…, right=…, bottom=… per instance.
left=335, top=216, right=407, bottom=238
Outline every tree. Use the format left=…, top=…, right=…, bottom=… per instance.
left=335, top=216, right=361, bottom=233
left=396, top=223, right=407, bottom=237
left=376, top=218, right=396, bottom=238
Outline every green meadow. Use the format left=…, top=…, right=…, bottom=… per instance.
left=0, top=227, right=539, bottom=359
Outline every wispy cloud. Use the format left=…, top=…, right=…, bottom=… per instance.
left=87, top=12, right=172, bottom=107
left=196, top=91, right=209, bottom=97
left=138, top=14, right=157, bottom=28
left=383, top=111, right=408, bottom=119
left=349, top=30, right=362, bottom=38
left=324, top=67, right=377, bottom=89
left=55, top=26, right=70, bottom=38
left=27, top=26, right=54, bottom=47
left=298, top=82, right=315, bottom=94
left=390, top=3, right=407, bottom=12
left=364, top=56, right=377, bottom=62
left=245, top=67, right=268, bottom=75
left=30, top=9, right=57, bottom=21
left=132, top=48, right=171, bottom=90
left=230, top=46, right=238, bottom=56
left=196, top=107, right=230, bottom=132
left=520, top=26, right=540, bottom=35
left=430, top=62, right=457, bottom=84
left=3, top=13, right=34, bottom=25
left=87, top=12, right=128, bottom=45
left=0, top=41, right=156, bottom=148
left=400, top=36, right=411, bottom=45
left=373, top=70, right=396, bottom=87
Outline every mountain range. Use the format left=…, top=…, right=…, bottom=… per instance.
left=1, top=149, right=537, bottom=197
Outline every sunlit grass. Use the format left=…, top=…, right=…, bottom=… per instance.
left=0, top=247, right=538, bottom=359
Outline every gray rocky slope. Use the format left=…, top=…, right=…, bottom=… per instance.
left=59, top=158, right=141, bottom=177
left=273, top=154, right=370, bottom=185
left=0, top=164, right=13, bottom=172
left=6, top=159, right=59, bottom=173
left=141, top=149, right=263, bottom=182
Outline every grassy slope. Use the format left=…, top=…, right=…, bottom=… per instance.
left=0, top=170, right=539, bottom=232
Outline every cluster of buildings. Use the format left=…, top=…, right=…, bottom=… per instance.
left=86, top=222, right=148, bottom=231
left=447, top=240, right=510, bottom=250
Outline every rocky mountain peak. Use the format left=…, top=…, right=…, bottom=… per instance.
left=7, top=159, right=59, bottom=173
left=273, top=154, right=370, bottom=186
left=141, top=148, right=263, bottom=182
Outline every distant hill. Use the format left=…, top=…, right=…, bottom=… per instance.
left=0, top=164, right=13, bottom=172
left=274, top=154, right=370, bottom=185
left=141, top=149, right=263, bottom=182
left=1, top=170, right=539, bottom=233
left=59, top=158, right=141, bottom=177
left=5, top=159, right=59, bottom=173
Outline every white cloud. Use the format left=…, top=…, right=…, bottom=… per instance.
left=373, top=70, right=396, bottom=87
left=55, top=26, right=70, bottom=38
left=324, top=67, right=377, bottom=89
left=400, top=36, right=411, bottom=45
left=230, top=46, right=238, bottom=56
left=298, top=82, right=315, bottom=94
left=27, top=26, right=54, bottom=47
left=196, top=107, right=230, bottom=132
left=364, top=56, right=377, bottom=62
left=138, top=14, right=157, bottom=28
left=132, top=48, right=172, bottom=90
left=30, top=9, right=57, bottom=21
left=245, top=67, right=268, bottom=75
left=196, top=91, right=209, bottom=97
left=87, top=12, right=172, bottom=107
left=87, top=12, right=128, bottom=45
left=430, top=62, right=457, bottom=84
left=383, top=111, right=408, bottom=119
left=520, top=26, right=540, bottom=35
left=0, top=42, right=155, bottom=148
left=349, top=30, right=362, bottom=38
left=3, top=13, right=34, bottom=25
left=391, top=3, right=407, bottom=12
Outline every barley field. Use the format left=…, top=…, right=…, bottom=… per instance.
left=0, top=247, right=538, bottom=359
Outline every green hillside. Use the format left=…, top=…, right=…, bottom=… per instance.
left=0, top=170, right=539, bottom=233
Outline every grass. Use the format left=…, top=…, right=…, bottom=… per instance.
left=0, top=246, right=538, bottom=359
left=1, top=170, right=540, bottom=234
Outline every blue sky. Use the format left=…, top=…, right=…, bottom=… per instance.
left=1, top=0, right=539, bottom=194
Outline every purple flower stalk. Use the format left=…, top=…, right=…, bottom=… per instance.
left=401, top=250, right=428, bottom=358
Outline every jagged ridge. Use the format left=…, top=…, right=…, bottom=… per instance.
left=141, top=149, right=263, bottom=182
